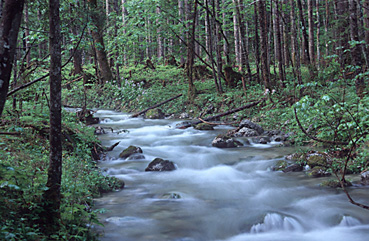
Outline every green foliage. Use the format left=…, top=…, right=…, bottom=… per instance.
left=0, top=100, right=123, bottom=240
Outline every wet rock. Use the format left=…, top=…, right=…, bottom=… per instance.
left=306, top=152, right=331, bottom=168
left=161, top=193, right=182, bottom=199
left=282, top=164, right=303, bottom=173
left=239, top=119, right=264, bottom=135
left=233, top=127, right=258, bottom=137
left=212, top=135, right=243, bottom=148
left=285, top=153, right=304, bottom=161
left=194, top=123, right=214, bottom=130
left=361, top=171, right=369, bottom=185
left=175, top=121, right=192, bottom=128
left=307, top=166, right=331, bottom=178
left=273, top=160, right=289, bottom=171
left=145, top=158, right=176, bottom=172
left=264, top=130, right=283, bottom=136
left=146, top=109, right=165, bottom=119
left=119, top=145, right=143, bottom=159
left=258, top=137, right=270, bottom=144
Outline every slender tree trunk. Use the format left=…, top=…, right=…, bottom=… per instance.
left=257, top=0, right=270, bottom=90
left=325, top=0, right=330, bottom=57
left=186, top=0, right=197, bottom=100
left=88, top=0, right=113, bottom=84
left=70, top=1, right=83, bottom=75
left=215, top=0, right=223, bottom=93
left=308, top=0, right=315, bottom=65
left=364, top=0, right=369, bottom=65
left=274, top=0, right=285, bottom=87
left=232, top=0, right=241, bottom=67
left=222, top=0, right=230, bottom=65
left=122, top=0, right=127, bottom=64
left=237, top=0, right=252, bottom=82
left=297, top=0, right=311, bottom=64
left=349, top=0, right=365, bottom=97
left=316, top=0, right=321, bottom=69
left=179, top=0, right=185, bottom=65
left=42, top=0, right=62, bottom=233
left=157, top=6, right=163, bottom=59
left=0, top=0, right=25, bottom=118
left=254, top=3, right=261, bottom=84
left=335, top=0, right=349, bottom=65
left=290, top=0, right=302, bottom=88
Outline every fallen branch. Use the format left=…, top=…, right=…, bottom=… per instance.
left=178, top=98, right=265, bottom=129
left=62, top=76, right=83, bottom=87
left=106, top=141, right=120, bottom=151
left=131, top=94, right=183, bottom=118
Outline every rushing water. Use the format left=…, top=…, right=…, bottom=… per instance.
left=93, top=110, right=369, bottom=241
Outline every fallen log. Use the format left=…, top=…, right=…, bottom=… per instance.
left=131, top=94, right=183, bottom=118
left=178, top=98, right=266, bottom=129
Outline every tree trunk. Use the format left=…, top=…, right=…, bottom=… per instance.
left=237, top=0, right=252, bottom=82
left=349, top=0, right=365, bottom=97
left=88, top=0, right=113, bottom=84
left=254, top=3, right=261, bottom=84
left=308, top=0, right=315, bottom=65
left=157, top=6, right=163, bottom=59
left=335, top=0, right=349, bottom=64
left=257, top=0, right=270, bottom=90
left=290, top=0, right=302, bottom=90
left=179, top=0, right=185, bottom=65
left=222, top=0, right=230, bottom=65
left=0, top=0, right=25, bottom=118
left=364, top=0, right=369, bottom=65
left=316, top=0, right=321, bottom=69
left=122, top=0, right=127, bottom=64
left=297, top=0, right=311, bottom=64
left=42, top=0, right=63, bottom=233
left=215, top=0, right=223, bottom=93
left=274, top=0, right=285, bottom=87
left=186, top=0, right=197, bottom=100
left=232, top=0, right=241, bottom=66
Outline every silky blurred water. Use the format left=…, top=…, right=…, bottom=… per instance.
left=93, top=110, right=369, bottom=241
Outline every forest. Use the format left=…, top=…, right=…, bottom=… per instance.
left=0, top=0, right=368, bottom=239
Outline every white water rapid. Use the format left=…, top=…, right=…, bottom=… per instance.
left=93, top=110, right=369, bottom=241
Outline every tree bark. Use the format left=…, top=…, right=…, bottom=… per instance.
left=87, top=0, right=113, bottom=84
left=257, top=0, right=270, bottom=90
left=253, top=3, right=261, bottom=84
left=0, top=0, right=25, bottom=118
left=274, top=0, right=285, bottom=87
left=42, top=0, right=63, bottom=233
left=316, top=0, right=321, bottom=69
left=290, top=0, right=302, bottom=91
left=297, top=0, right=311, bottom=64
left=308, top=0, right=315, bottom=65
left=232, top=0, right=241, bottom=66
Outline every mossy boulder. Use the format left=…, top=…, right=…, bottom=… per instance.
left=320, top=179, right=352, bottom=188
left=119, top=145, right=143, bottom=159
left=194, top=123, right=214, bottom=130
left=306, top=152, right=331, bottom=168
left=282, top=163, right=304, bottom=173
left=146, top=108, right=165, bottom=119
left=307, top=166, right=331, bottom=178
left=273, top=160, right=289, bottom=171
left=361, top=171, right=369, bottom=185
left=145, top=158, right=176, bottom=171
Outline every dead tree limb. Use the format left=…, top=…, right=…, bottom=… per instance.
left=131, top=94, right=183, bottom=118
left=178, top=98, right=266, bottom=129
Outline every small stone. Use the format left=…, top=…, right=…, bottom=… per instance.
left=145, top=158, right=176, bottom=172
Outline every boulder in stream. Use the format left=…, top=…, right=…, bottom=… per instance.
left=212, top=135, right=243, bottom=148
left=307, top=166, right=331, bottom=178
left=146, top=109, right=165, bottom=119
left=361, top=171, right=369, bottom=185
left=239, top=119, right=264, bottom=135
left=119, top=146, right=144, bottom=159
left=194, top=123, right=214, bottom=130
left=145, top=158, right=176, bottom=172
left=306, top=151, right=332, bottom=168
